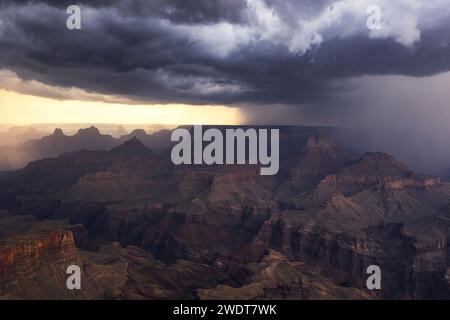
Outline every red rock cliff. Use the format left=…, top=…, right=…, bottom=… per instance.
left=0, top=229, right=77, bottom=274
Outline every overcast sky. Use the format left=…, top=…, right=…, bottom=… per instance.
left=1, top=0, right=450, bottom=173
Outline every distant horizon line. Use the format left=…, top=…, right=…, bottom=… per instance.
left=0, top=122, right=263, bottom=126
left=0, top=122, right=334, bottom=127
left=0, top=122, right=178, bottom=126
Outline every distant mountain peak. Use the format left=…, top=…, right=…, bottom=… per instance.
left=111, top=137, right=152, bottom=155
left=305, top=129, right=337, bottom=152
left=129, top=129, right=148, bottom=136
left=52, top=128, right=65, bottom=136
left=116, top=125, right=128, bottom=137
left=345, top=152, right=411, bottom=176
left=76, top=126, right=100, bottom=136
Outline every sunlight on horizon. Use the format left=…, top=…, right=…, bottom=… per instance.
left=0, top=89, right=245, bottom=125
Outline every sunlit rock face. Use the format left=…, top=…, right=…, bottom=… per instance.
left=0, top=229, right=80, bottom=299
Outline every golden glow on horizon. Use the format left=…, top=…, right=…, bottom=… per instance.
left=0, top=89, right=244, bottom=125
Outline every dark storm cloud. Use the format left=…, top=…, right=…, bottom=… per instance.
left=0, top=0, right=248, bottom=24
left=1, top=0, right=450, bottom=105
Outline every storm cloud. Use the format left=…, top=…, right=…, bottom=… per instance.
left=1, top=0, right=450, bottom=106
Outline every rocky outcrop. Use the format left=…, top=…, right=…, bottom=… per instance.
left=255, top=219, right=450, bottom=299
left=288, top=130, right=351, bottom=189
left=0, top=228, right=82, bottom=299
left=318, top=153, right=441, bottom=195
left=198, top=250, right=372, bottom=300
left=96, top=244, right=229, bottom=299
left=275, top=130, right=352, bottom=208
left=0, top=226, right=228, bottom=299
left=0, top=229, right=76, bottom=274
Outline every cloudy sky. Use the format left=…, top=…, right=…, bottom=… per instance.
left=1, top=0, right=449, bottom=106
left=1, top=0, right=450, bottom=172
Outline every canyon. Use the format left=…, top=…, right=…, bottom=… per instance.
left=0, top=126, right=449, bottom=299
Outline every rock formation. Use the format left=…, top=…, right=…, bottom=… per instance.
left=0, top=127, right=449, bottom=299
